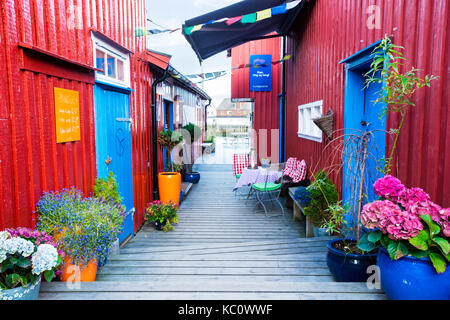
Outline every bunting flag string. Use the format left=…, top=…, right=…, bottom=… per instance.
left=134, top=27, right=180, bottom=37
left=179, top=55, right=291, bottom=84
left=135, top=1, right=303, bottom=37
left=184, top=0, right=302, bottom=35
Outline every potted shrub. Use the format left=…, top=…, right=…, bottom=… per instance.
left=158, top=130, right=183, bottom=206
left=0, top=228, right=61, bottom=300
left=304, top=170, right=339, bottom=237
left=181, top=123, right=201, bottom=184
left=93, top=171, right=128, bottom=260
left=324, top=202, right=378, bottom=282
left=358, top=175, right=450, bottom=300
left=35, top=188, right=124, bottom=282
left=145, top=200, right=179, bottom=232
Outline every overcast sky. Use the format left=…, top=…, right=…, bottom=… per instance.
left=146, top=0, right=242, bottom=108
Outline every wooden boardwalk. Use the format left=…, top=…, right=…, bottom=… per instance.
left=40, top=164, right=385, bottom=300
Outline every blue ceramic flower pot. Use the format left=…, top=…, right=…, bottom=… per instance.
left=377, top=247, right=450, bottom=300
left=327, top=238, right=378, bottom=282
left=1, top=277, right=41, bottom=300
left=183, top=172, right=200, bottom=184
left=179, top=189, right=183, bottom=205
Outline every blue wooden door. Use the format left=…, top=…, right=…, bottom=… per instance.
left=163, top=100, right=174, bottom=171
left=342, top=44, right=386, bottom=229
left=94, top=85, right=134, bottom=243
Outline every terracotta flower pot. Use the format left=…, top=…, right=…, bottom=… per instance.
left=158, top=172, right=181, bottom=206
left=60, top=258, right=98, bottom=282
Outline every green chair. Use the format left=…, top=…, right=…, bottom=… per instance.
left=251, top=163, right=285, bottom=217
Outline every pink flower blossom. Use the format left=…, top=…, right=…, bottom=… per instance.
left=373, top=175, right=406, bottom=201
left=361, top=200, right=422, bottom=240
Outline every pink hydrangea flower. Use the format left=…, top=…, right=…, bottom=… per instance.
left=361, top=200, right=422, bottom=240
left=373, top=175, right=406, bottom=202
left=398, top=187, right=431, bottom=209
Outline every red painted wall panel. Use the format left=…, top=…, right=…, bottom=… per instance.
left=231, top=37, right=282, bottom=162
left=0, top=0, right=150, bottom=230
left=285, top=0, right=449, bottom=206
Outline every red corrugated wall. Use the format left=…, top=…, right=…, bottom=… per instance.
left=285, top=0, right=449, bottom=206
left=231, top=36, right=282, bottom=162
left=0, top=0, right=151, bottom=230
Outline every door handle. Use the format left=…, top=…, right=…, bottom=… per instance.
left=105, top=156, right=112, bottom=170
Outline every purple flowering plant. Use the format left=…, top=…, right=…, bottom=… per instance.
left=35, top=188, right=124, bottom=269
left=0, top=228, right=62, bottom=290
left=357, top=175, right=450, bottom=273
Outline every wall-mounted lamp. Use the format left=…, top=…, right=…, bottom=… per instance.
left=174, top=95, right=184, bottom=103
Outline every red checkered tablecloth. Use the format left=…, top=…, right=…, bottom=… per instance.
left=233, top=154, right=249, bottom=176
left=283, top=158, right=307, bottom=183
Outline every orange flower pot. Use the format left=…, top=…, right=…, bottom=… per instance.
left=158, top=172, right=181, bottom=207
left=60, top=258, right=98, bottom=282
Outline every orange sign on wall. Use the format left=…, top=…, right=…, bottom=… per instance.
left=54, top=87, right=81, bottom=143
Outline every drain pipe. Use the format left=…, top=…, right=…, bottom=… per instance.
left=280, top=35, right=287, bottom=163
left=151, top=69, right=169, bottom=200
left=204, top=98, right=212, bottom=137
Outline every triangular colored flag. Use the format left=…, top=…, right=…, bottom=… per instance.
left=192, top=24, right=203, bottom=32
left=184, top=26, right=194, bottom=35
left=241, top=12, right=257, bottom=24
left=286, top=0, right=302, bottom=10
left=226, top=16, right=243, bottom=25
left=256, top=8, right=272, bottom=21
left=271, top=3, right=287, bottom=15
left=283, top=54, right=292, bottom=61
left=134, top=28, right=146, bottom=37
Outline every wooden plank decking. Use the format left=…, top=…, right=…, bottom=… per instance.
left=39, top=164, right=385, bottom=300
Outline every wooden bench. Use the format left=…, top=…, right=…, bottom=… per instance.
left=287, top=187, right=314, bottom=238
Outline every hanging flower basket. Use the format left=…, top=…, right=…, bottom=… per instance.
left=313, top=110, right=334, bottom=140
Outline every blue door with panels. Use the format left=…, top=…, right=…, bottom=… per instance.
left=94, top=84, right=134, bottom=244
left=342, top=41, right=386, bottom=229
left=163, top=99, right=174, bottom=171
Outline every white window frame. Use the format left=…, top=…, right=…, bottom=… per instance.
left=297, top=100, right=323, bottom=143
left=92, top=33, right=131, bottom=88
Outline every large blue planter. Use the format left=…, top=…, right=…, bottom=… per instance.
left=327, top=238, right=378, bottom=282
left=377, top=247, right=450, bottom=300
left=1, top=277, right=41, bottom=300
left=183, top=172, right=200, bottom=184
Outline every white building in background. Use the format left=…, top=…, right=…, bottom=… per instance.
left=210, top=98, right=253, bottom=135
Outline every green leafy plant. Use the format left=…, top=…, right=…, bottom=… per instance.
left=304, top=170, right=339, bottom=228
left=94, top=171, right=123, bottom=205
left=181, top=122, right=202, bottom=144
left=145, top=200, right=179, bottom=232
left=364, top=35, right=438, bottom=175
left=158, top=130, right=183, bottom=172
left=203, top=135, right=215, bottom=144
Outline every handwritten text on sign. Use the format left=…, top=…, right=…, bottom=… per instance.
left=54, top=87, right=81, bottom=143
left=249, top=55, right=272, bottom=92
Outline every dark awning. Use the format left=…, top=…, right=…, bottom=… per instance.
left=183, top=0, right=306, bottom=62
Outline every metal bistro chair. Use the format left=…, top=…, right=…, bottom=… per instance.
left=251, top=163, right=286, bottom=218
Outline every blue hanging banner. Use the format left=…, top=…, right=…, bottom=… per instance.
left=249, top=55, right=272, bottom=92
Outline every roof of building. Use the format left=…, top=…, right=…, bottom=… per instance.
left=147, top=49, right=211, bottom=101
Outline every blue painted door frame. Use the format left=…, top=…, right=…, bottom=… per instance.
left=342, top=41, right=386, bottom=229
left=163, top=99, right=174, bottom=171
left=94, top=83, right=134, bottom=244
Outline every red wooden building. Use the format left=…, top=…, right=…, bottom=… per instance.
left=231, top=36, right=282, bottom=163
left=0, top=0, right=209, bottom=236
left=229, top=0, right=448, bottom=207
